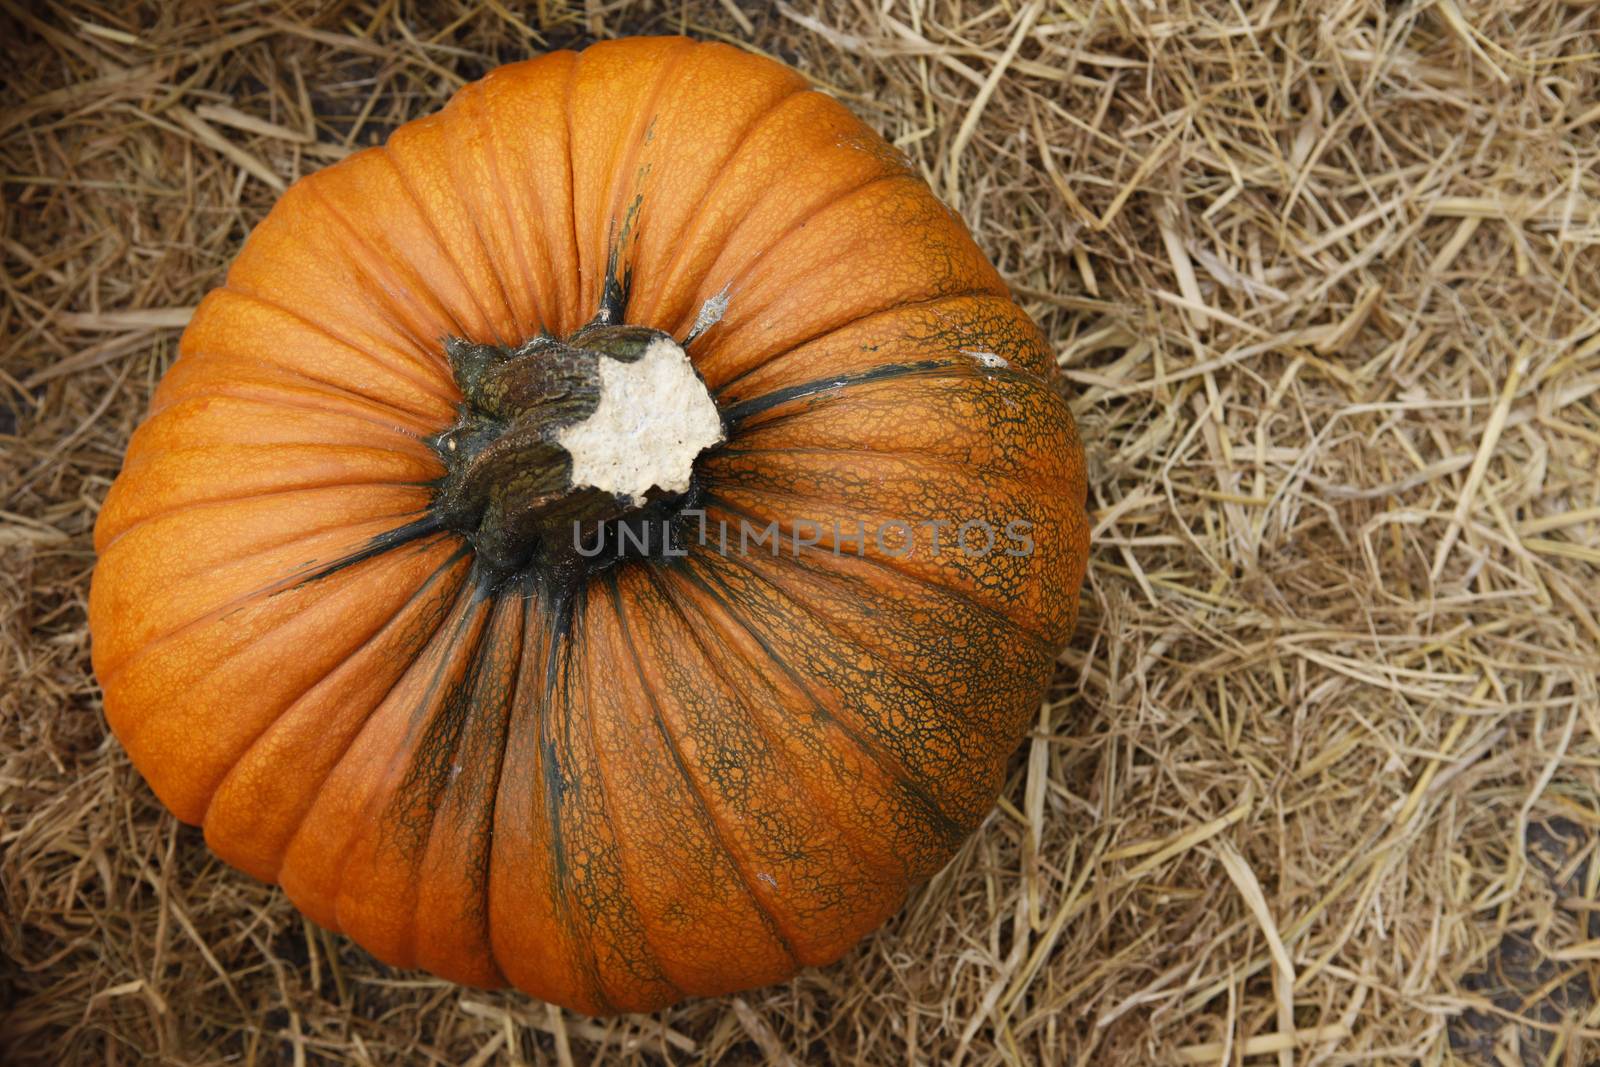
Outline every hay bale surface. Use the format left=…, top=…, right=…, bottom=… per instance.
left=3, top=2, right=1597, bottom=1063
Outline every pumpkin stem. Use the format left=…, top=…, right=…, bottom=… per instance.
left=431, top=325, right=724, bottom=576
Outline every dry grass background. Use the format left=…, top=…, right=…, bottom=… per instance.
left=3, top=0, right=1598, bottom=1064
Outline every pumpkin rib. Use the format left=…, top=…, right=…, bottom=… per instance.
left=817, top=533, right=1062, bottom=664
left=571, top=587, right=697, bottom=1001
left=559, top=50, right=586, bottom=334
left=460, top=78, right=553, bottom=336
left=670, top=558, right=961, bottom=889
left=718, top=361, right=1073, bottom=453
left=639, top=562, right=908, bottom=894
left=722, top=368, right=1072, bottom=473
left=236, top=180, right=453, bottom=375
left=378, top=585, right=497, bottom=865
left=152, top=355, right=444, bottom=435
left=106, top=445, right=437, bottom=526
left=673, top=552, right=967, bottom=851
left=96, top=452, right=434, bottom=551
left=699, top=486, right=1058, bottom=638
left=708, top=287, right=1016, bottom=398
left=315, top=574, right=488, bottom=947
left=693, top=520, right=1051, bottom=706
left=475, top=586, right=536, bottom=987
left=113, top=438, right=435, bottom=477
left=463, top=590, right=529, bottom=988
left=387, top=109, right=529, bottom=344
left=216, top=286, right=457, bottom=405
left=682, top=536, right=1027, bottom=796
left=724, top=550, right=1040, bottom=763
left=703, top=446, right=1061, bottom=518
left=132, top=391, right=434, bottom=460
left=98, top=539, right=470, bottom=816
left=538, top=588, right=664, bottom=1013
left=200, top=542, right=474, bottom=840
left=203, top=551, right=475, bottom=889
left=701, top=486, right=1048, bottom=642
left=607, top=573, right=805, bottom=972
left=692, top=489, right=1059, bottom=659
left=593, top=38, right=698, bottom=318
left=375, top=145, right=510, bottom=348
left=483, top=580, right=558, bottom=996
left=628, top=85, right=814, bottom=327
left=97, top=523, right=453, bottom=688
left=301, top=177, right=476, bottom=358
left=718, top=358, right=986, bottom=431
left=667, top=170, right=921, bottom=342
left=712, top=441, right=1055, bottom=483
left=395, top=581, right=517, bottom=986
left=172, top=305, right=455, bottom=426
left=145, top=379, right=439, bottom=444
left=95, top=483, right=429, bottom=563
left=436, top=114, right=536, bottom=342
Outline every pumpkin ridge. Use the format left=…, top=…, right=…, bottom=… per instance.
left=216, top=285, right=457, bottom=404
left=389, top=579, right=518, bottom=984
left=380, top=578, right=499, bottom=862
left=301, top=176, right=477, bottom=354
left=708, top=286, right=1004, bottom=398
left=667, top=560, right=952, bottom=889
left=628, top=82, right=812, bottom=326
left=313, top=571, right=485, bottom=944
left=637, top=562, right=903, bottom=891
left=722, top=369, right=1073, bottom=473
left=718, top=358, right=963, bottom=428
left=375, top=145, right=508, bottom=346
left=113, top=439, right=435, bottom=480
left=476, top=583, right=538, bottom=986
left=147, top=380, right=440, bottom=443
left=697, top=490, right=1056, bottom=650
left=667, top=169, right=916, bottom=341
left=692, top=517, right=1054, bottom=689
left=673, top=552, right=967, bottom=850
left=288, top=513, right=454, bottom=590
left=607, top=572, right=805, bottom=974
left=700, top=484, right=1061, bottom=639
left=102, top=444, right=438, bottom=542
left=439, top=116, right=535, bottom=340
left=536, top=586, right=643, bottom=1014
left=201, top=543, right=474, bottom=839
left=151, top=352, right=445, bottom=434
left=129, top=397, right=427, bottom=463
left=95, top=520, right=454, bottom=688
left=704, top=432, right=1066, bottom=504
left=95, top=487, right=431, bottom=562
left=559, top=50, right=586, bottom=334
left=711, top=441, right=1053, bottom=481
left=388, top=106, right=531, bottom=341
left=459, top=77, right=554, bottom=335
left=178, top=300, right=454, bottom=424
left=683, top=536, right=1026, bottom=812
left=717, top=358, right=1071, bottom=443
left=569, top=600, right=687, bottom=1011
left=633, top=562, right=922, bottom=954
left=592, top=38, right=698, bottom=316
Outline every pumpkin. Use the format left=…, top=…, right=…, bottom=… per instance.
left=89, top=36, right=1089, bottom=1015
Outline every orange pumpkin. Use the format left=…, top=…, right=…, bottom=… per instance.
left=89, top=36, right=1088, bottom=1014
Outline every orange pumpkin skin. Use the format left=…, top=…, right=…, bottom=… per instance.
left=89, top=37, right=1089, bottom=1015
